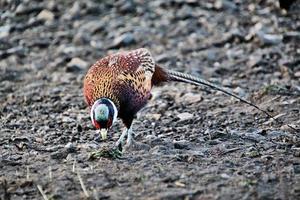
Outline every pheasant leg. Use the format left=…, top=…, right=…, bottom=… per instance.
left=115, top=128, right=128, bottom=149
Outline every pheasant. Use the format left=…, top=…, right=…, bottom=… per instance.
left=83, top=48, right=277, bottom=148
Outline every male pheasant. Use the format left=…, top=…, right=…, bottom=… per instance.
left=83, top=48, right=275, bottom=148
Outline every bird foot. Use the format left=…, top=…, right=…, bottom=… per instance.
left=113, top=141, right=123, bottom=152
left=123, top=139, right=150, bottom=152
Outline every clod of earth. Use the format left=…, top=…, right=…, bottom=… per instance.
left=89, top=147, right=123, bottom=160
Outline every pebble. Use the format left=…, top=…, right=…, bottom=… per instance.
left=78, top=20, right=104, bottom=34
left=50, top=149, right=68, bottom=159
left=257, top=31, right=283, bottom=45
left=117, top=0, right=136, bottom=14
left=232, top=87, right=246, bottom=98
left=90, top=40, right=103, bottom=49
left=65, top=142, right=76, bottom=153
left=177, top=112, right=193, bottom=121
left=293, top=149, right=300, bottom=157
left=177, top=93, right=202, bottom=104
left=62, top=116, right=75, bottom=123
left=173, top=140, right=191, bottom=150
left=0, top=25, right=11, bottom=39
left=62, top=1, right=81, bottom=20
left=214, top=0, right=237, bottom=11
left=66, top=57, right=88, bottom=72
left=110, top=32, right=136, bottom=48
left=0, top=46, right=25, bottom=59
left=37, top=9, right=55, bottom=21
left=268, top=130, right=287, bottom=139
left=293, top=164, right=300, bottom=174
left=59, top=45, right=77, bottom=54
left=145, top=113, right=161, bottom=121
left=15, top=4, right=43, bottom=15
left=244, top=131, right=265, bottom=142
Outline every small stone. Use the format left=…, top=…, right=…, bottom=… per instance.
left=233, top=87, right=246, bottom=98
left=65, top=142, right=73, bottom=149
left=15, top=4, right=27, bottom=14
left=90, top=40, right=103, bottom=49
left=73, top=32, right=90, bottom=45
left=62, top=116, right=75, bottom=123
left=295, top=71, right=300, bottom=78
left=178, top=93, right=202, bottom=104
left=268, top=130, right=287, bottom=139
left=37, top=9, right=55, bottom=21
left=257, top=32, right=283, bottom=45
left=244, top=131, right=265, bottom=142
left=35, top=137, right=44, bottom=143
left=226, top=49, right=244, bottom=60
left=110, top=33, right=136, bottom=48
left=46, top=0, right=58, bottom=11
left=66, top=57, right=88, bottom=72
left=63, top=1, right=81, bottom=20
left=59, top=45, right=77, bottom=54
left=247, top=54, right=262, bottom=68
left=51, top=150, right=68, bottom=160
left=214, top=0, right=237, bottom=11
left=117, top=0, right=136, bottom=14
left=0, top=25, right=11, bottom=39
left=262, top=173, right=277, bottom=182
left=293, top=164, right=300, bottom=174
left=145, top=113, right=161, bottom=120
left=173, top=140, right=191, bottom=150
left=177, top=112, right=193, bottom=121
left=79, top=20, right=104, bottom=34
left=220, top=173, right=231, bottom=179
left=16, top=4, right=43, bottom=15
left=156, top=53, right=174, bottom=63
left=245, top=147, right=261, bottom=158
left=65, top=142, right=76, bottom=153
left=294, top=151, right=300, bottom=157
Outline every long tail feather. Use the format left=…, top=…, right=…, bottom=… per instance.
left=152, top=65, right=296, bottom=131
left=166, top=69, right=276, bottom=120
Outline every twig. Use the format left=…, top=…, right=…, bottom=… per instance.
left=37, top=185, right=49, bottom=200
left=49, top=166, right=52, bottom=181
left=222, top=147, right=241, bottom=155
left=26, top=166, right=30, bottom=181
left=72, top=159, right=76, bottom=173
left=93, top=188, right=100, bottom=200
left=77, top=169, right=90, bottom=198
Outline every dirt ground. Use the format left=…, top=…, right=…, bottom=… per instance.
left=0, top=0, right=300, bottom=199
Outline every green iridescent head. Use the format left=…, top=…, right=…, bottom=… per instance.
left=90, top=98, right=118, bottom=140
left=94, top=104, right=110, bottom=122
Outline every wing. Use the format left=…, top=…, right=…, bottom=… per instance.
left=116, top=48, right=155, bottom=93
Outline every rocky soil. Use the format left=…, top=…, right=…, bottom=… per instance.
left=0, top=0, right=300, bottom=199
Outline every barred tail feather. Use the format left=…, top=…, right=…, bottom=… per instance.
left=166, top=69, right=276, bottom=120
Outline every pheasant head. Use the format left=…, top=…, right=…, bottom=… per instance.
left=90, top=98, right=118, bottom=140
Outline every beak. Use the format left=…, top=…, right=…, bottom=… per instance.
left=100, top=129, right=108, bottom=140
